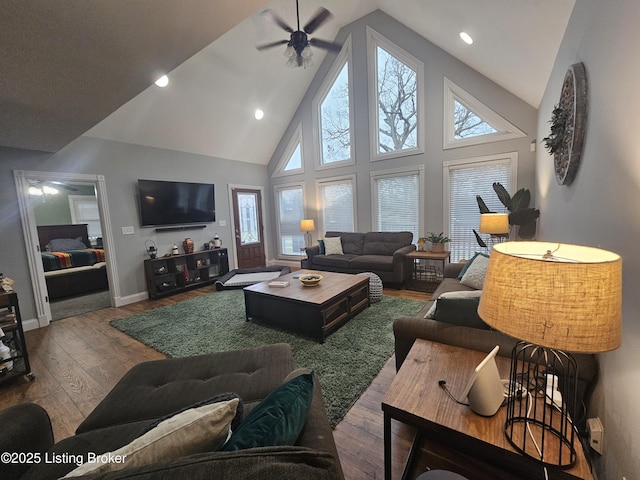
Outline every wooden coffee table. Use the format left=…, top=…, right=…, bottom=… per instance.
left=243, top=270, right=369, bottom=342
left=382, top=339, right=594, bottom=480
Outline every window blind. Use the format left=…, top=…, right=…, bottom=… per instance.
left=277, top=186, right=305, bottom=256
left=319, top=180, right=354, bottom=234
left=374, top=172, right=420, bottom=241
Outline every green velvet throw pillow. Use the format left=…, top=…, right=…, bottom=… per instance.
left=223, top=372, right=314, bottom=451
left=434, top=296, right=489, bottom=330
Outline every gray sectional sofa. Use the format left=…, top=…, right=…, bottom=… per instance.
left=392, top=262, right=599, bottom=430
left=0, top=344, right=344, bottom=480
left=305, top=231, right=415, bottom=286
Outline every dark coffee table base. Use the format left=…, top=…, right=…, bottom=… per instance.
left=244, top=279, right=369, bottom=342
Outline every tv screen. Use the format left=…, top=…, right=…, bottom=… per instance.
left=138, top=179, right=215, bottom=227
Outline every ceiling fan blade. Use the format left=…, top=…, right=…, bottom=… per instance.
left=261, top=9, right=293, bottom=33
left=303, top=7, right=332, bottom=35
left=256, top=39, right=289, bottom=51
left=309, top=38, right=342, bottom=52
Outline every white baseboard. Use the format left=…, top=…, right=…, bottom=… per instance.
left=114, top=291, right=148, bottom=307
left=22, top=318, right=42, bottom=332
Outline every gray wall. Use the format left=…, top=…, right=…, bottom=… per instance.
left=0, top=139, right=268, bottom=321
left=267, top=10, right=538, bottom=258
left=34, top=184, right=96, bottom=226
left=536, top=1, right=640, bottom=478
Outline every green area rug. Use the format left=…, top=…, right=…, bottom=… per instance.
left=111, top=289, right=423, bottom=427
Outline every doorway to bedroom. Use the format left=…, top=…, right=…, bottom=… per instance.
left=31, top=181, right=110, bottom=320
left=15, top=170, right=116, bottom=327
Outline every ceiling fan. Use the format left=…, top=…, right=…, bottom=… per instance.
left=257, top=0, right=342, bottom=68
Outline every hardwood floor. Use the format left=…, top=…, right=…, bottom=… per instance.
left=0, top=285, right=431, bottom=479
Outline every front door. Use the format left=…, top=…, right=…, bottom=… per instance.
left=231, top=188, right=266, bottom=268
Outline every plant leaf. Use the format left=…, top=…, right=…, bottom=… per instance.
left=508, top=208, right=540, bottom=226
left=517, top=221, right=537, bottom=239
left=476, top=195, right=492, bottom=214
left=493, top=183, right=512, bottom=211
left=511, top=188, right=531, bottom=212
left=473, top=229, right=487, bottom=248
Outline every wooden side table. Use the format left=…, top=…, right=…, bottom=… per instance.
left=406, top=250, right=450, bottom=292
left=382, top=339, right=594, bottom=480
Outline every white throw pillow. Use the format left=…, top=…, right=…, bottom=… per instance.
left=424, top=290, right=483, bottom=318
left=460, top=254, right=490, bottom=289
left=324, top=237, right=344, bottom=255
left=64, top=398, right=239, bottom=477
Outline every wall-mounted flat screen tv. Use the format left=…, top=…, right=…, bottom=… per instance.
left=138, top=179, right=215, bottom=227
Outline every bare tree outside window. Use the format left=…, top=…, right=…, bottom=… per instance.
left=320, top=63, right=351, bottom=164
left=453, top=100, right=498, bottom=139
left=376, top=46, right=417, bottom=153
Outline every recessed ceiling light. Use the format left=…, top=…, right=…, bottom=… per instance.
left=155, top=75, right=169, bottom=87
left=459, top=32, right=473, bottom=45
left=254, top=109, right=264, bottom=120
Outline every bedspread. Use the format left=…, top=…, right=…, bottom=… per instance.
left=41, top=249, right=106, bottom=272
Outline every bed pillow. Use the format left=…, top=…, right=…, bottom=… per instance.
left=47, top=237, right=87, bottom=252
left=64, top=398, right=240, bottom=478
left=460, top=254, right=490, bottom=289
left=323, top=237, right=343, bottom=255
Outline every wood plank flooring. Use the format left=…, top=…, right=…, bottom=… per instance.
left=0, top=285, right=431, bottom=479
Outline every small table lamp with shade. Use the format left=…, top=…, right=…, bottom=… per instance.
left=300, top=219, right=315, bottom=250
left=478, top=241, right=622, bottom=469
left=479, top=213, right=510, bottom=249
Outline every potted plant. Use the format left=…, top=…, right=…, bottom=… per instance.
left=474, top=183, right=540, bottom=248
left=425, top=232, right=450, bottom=253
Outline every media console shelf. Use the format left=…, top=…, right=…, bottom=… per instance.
left=144, top=248, right=229, bottom=299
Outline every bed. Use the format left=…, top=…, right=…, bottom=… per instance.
left=38, top=224, right=109, bottom=300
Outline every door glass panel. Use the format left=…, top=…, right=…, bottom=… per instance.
left=238, top=193, right=260, bottom=245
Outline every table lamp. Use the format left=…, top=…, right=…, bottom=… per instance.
left=479, top=213, right=510, bottom=236
left=300, top=219, right=315, bottom=249
left=478, top=241, right=622, bottom=469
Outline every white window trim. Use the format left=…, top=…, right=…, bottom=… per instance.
left=273, top=181, right=307, bottom=259
left=312, top=35, right=355, bottom=170
left=370, top=164, right=425, bottom=234
left=442, top=151, right=519, bottom=241
left=315, top=174, right=358, bottom=236
left=272, top=124, right=304, bottom=178
left=367, top=26, right=425, bottom=162
left=443, top=78, right=526, bottom=150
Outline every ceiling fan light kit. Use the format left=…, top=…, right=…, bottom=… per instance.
left=257, top=0, right=341, bottom=68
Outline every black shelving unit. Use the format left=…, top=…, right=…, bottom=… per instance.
left=144, top=248, right=229, bottom=298
left=0, top=292, right=34, bottom=384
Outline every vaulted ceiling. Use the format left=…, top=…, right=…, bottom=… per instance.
left=1, top=0, right=575, bottom=164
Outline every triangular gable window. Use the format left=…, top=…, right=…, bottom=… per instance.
left=272, top=125, right=304, bottom=177
left=444, top=78, right=525, bottom=149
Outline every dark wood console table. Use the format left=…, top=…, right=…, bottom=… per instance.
left=382, top=339, right=594, bottom=480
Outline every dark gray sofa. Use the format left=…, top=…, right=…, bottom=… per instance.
left=305, top=231, right=415, bottom=286
left=393, top=262, right=599, bottom=429
left=0, top=344, right=344, bottom=480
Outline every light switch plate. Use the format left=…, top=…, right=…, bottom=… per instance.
left=219, top=220, right=226, bottom=227
left=122, top=226, right=135, bottom=235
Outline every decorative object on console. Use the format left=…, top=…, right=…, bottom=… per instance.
left=542, top=62, right=588, bottom=186
left=145, top=240, right=157, bottom=259
left=213, top=234, right=222, bottom=248
left=300, top=219, right=315, bottom=249
left=183, top=237, right=194, bottom=254
left=478, top=241, right=621, bottom=469
left=171, top=244, right=179, bottom=255
left=299, top=274, right=323, bottom=287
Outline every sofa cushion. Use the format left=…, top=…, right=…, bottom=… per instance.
left=77, top=344, right=293, bottom=435
left=363, top=231, right=413, bottom=255
left=349, top=255, right=395, bottom=272
left=326, top=231, right=365, bottom=255
left=434, top=296, right=488, bottom=330
left=460, top=254, right=490, bottom=289
left=323, top=237, right=344, bottom=255
left=64, top=399, right=240, bottom=478
left=312, top=254, right=356, bottom=270
left=223, top=372, right=314, bottom=451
